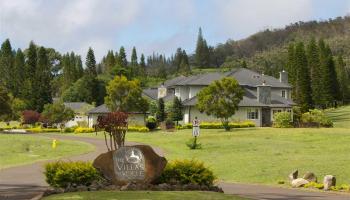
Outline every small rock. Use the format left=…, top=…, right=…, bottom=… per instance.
left=200, top=185, right=209, bottom=191
left=323, top=175, right=336, bottom=191
left=157, top=183, right=171, bottom=191
left=289, top=169, right=298, bottom=181
left=303, top=172, right=317, bottom=182
left=183, top=183, right=200, bottom=190
left=291, top=178, right=309, bottom=188
left=209, top=185, right=224, bottom=193
left=76, top=185, right=87, bottom=192
left=104, top=184, right=119, bottom=190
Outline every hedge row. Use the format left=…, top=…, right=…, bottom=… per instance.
left=177, top=121, right=255, bottom=129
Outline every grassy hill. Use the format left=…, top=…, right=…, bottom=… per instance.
left=326, top=105, right=350, bottom=128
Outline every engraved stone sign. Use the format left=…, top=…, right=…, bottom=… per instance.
left=113, top=147, right=145, bottom=181
left=93, top=145, right=167, bottom=185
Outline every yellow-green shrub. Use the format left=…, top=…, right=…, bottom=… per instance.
left=303, top=182, right=324, bottom=189
left=157, top=159, right=216, bottom=186
left=44, top=161, right=101, bottom=188
left=128, top=126, right=150, bottom=132
left=27, top=127, right=61, bottom=133
left=177, top=121, right=255, bottom=129
left=74, top=127, right=94, bottom=134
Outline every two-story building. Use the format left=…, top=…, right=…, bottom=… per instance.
left=143, top=68, right=294, bottom=127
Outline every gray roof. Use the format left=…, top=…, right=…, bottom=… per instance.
left=160, top=68, right=291, bottom=88
left=87, top=104, right=148, bottom=114
left=182, top=88, right=294, bottom=108
left=142, top=88, right=158, bottom=100
left=63, top=102, right=93, bottom=113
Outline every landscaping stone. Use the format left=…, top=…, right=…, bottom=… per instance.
left=93, top=145, right=167, bottom=186
left=303, top=172, right=317, bottom=182
left=323, top=175, right=336, bottom=191
left=291, top=178, right=309, bottom=188
left=289, top=169, right=298, bottom=181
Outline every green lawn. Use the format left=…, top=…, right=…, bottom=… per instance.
left=0, top=134, right=94, bottom=169
left=326, top=106, right=350, bottom=128
left=51, top=106, right=350, bottom=185
left=43, top=191, right=247, bottom=200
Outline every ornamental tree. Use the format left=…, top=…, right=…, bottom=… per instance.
left=104, top=75, right=149, bottom=113
left=22, top=110, right=41, bottom=125
left=170, top=97, right=183, bottom=125
left=41, top=102, right=75, bottom=127
left=95, top=112, right=128, bottom=150
left=196, top=77, right=244, bottom=131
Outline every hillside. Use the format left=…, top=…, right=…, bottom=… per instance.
left=216, top=16, right=350, bottom=77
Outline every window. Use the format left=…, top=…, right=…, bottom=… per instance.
left=247, top=109, right=259, bottom=119
left=282, top=90, right=286, bottom=98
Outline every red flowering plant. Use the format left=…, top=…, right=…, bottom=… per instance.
left=95, top=111, right=128, bottom=151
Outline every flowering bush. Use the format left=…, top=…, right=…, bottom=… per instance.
left=177, top=121, right=255, bottom=129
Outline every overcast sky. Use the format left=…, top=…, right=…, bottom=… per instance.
left=1, top=0, right=350, bottom=61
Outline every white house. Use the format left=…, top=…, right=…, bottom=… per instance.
left=143, top=68, right=295, bottom=127
left=63, top=102, right=94, bottom=127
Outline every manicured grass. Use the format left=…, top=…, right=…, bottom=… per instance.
left=0, top=134, right=94, bottom=169
left=326, top=106, right=350, bottom=128
left=55, top=106, right=350, bottom=185
left=43, top=191, right=247, bottom=200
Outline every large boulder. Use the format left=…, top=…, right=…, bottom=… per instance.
left=93, top=145, right=167, bottom=186
left=303, top=172, right=317, bottom=182
left=291, top=178, right=309, bottom=188
left=323, top=175, right=336, bottom=191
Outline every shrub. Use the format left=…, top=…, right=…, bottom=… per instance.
left=27, top=127, right=61, bottom=133
left=186, top=137, right=202, bottom=149
left=128, top=126, right=150, bottom=132
left=74, top=127, right=94, bottom=134
left=273, top=112, right=292, bottom=128
left=22, top=110, right=40, bottom=125
left=178, top=121, right=255, bottom=129
left=158, top=159, right=216, bottom=186
left=304, top=182, right=324, bottom=189
left=64, top=126, right=78, bottom=133
left=165, top=118, right=175, bottom=129
left=44, top=161, right=101, bottom=188
left=301, top=109, right=333, bottom=128
left=146, top=116, right=157, bottom=130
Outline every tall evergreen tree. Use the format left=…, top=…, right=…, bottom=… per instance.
left=140, top=54, right=146, bottom=76
left=117, top=46, right=128, bottom=68
left=174, top=47, right=183, bottom=71
left=85, top=47, right=97, bottom=76
left=156, top=98, right=165, bottom=122
left=336, top=55, right=349, bottom=103
left=105, top=50, right=115, bottom=73
left=295, top=42, right=313, bottom=112
left=25, top=41, right=38, bottom=109
left=33, top=47, right=52, bottom=112
left=195, top=27, right=210, bottom=68
left=75, top=55, right=84, bottom=80
left=130, top=47, right=138, bottom=77
left=306, top=38, right=323, bottom=107
left=13, top=49, right=25, bottom=98
left=0, top=39, right=14, bottom=92
left=179, top=50, right=190, bottom=75
left=170, top=96, right=183, bottom=125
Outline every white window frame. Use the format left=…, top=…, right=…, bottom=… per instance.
left=247, top=108, right=259, bottom=119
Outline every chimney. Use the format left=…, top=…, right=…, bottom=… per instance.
left=157, top=84, right=167, bottom=99
left=257, top=81, right=271, bottom=104
left=279, top=70, right=288, bottom=83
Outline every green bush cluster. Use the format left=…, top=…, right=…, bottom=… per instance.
left=128, top=126, right=150, bottom=132
left=158, top=159, right=216, bottom=186
left=301, top=109, right=333, bottom=127
left=304, top=182, right=350, bottom=191
left=303, top=182, right=324, bottom=189
left=145, top=116, right=157, bottom=130
left=273, top=112, right=293, bottom=128
left=177, top=121, right=255, bottom=129
left=44, top=161, right=101, bottom=188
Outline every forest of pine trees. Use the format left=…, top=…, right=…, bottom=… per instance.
left=286, top=39, right=349, bottom=111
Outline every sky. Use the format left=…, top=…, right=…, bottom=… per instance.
left=1, top=0, right=350, bottom=62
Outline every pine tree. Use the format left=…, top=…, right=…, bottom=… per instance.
left=295, top=42, right=313, bottom=112
left=25, top=41, right=38, bottom=109
left=319, top=40, right=340, bottom=107
left=75, top=55, right=84, bottom=80
left=336, top=55, right=349, bottom=103
left=156, top=98, right=165, bottom=122
left=105, top=50, right=115, bottom=73
left=130, top=47, right=138, bottom=77
left=140, top=54, right=146, bottom=76
left=174, top=47, right=183, bottom=71
left=13, top=49, right=25, bottom=98
left=195, top=27, right=210, bottom=68
left=86, top=47, right=97, bottom=76
left=0, top=39, right=14, bottom=92
left=170, top=97, right=183, bottom=125
left=286, top=43, right=297, bottom=99
left=33, top=47, right=52, bottom=112
left=117, top=46, right=128, bottom=68
left=179, top=50, right=190, bottom=75
left=306, top=38, right=323, bottom=107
